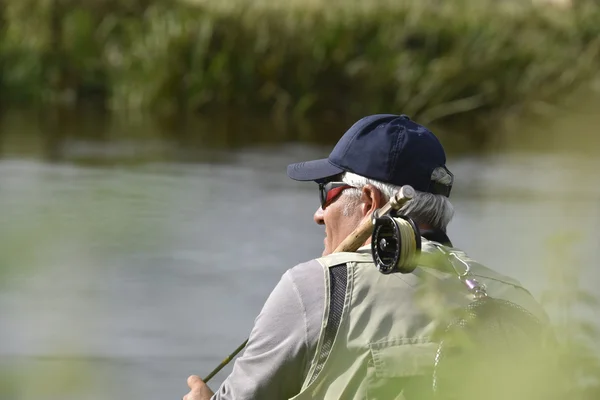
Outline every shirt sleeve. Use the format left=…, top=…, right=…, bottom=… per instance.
left=211, top=261, right=324, bottom=400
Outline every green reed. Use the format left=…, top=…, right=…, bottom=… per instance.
left=1, top=0, right=600, bottom=135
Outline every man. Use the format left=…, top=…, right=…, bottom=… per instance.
left=183, top=114, right=547, bottom=400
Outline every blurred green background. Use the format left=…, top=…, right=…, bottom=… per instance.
left=0, top=0, right=599, bottom=399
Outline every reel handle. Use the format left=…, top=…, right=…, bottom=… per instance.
left=334, top=185, right=415, bottom=253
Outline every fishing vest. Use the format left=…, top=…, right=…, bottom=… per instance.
left=289, top=239, right=547, bottom=400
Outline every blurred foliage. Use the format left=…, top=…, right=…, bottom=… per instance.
left=417, top=232, right=600, bottom=400
left=539, top=233, right=600, bottom=399
left=0, top=0, right=599, bottom=139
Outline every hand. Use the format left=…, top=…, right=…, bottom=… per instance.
left=182, top=375, right=214, bottom=400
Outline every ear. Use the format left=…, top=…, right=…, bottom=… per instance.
left=359, top=185, right=385, bottom=217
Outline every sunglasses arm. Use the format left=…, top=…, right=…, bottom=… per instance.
left=333, top=185, right=415, bottom=253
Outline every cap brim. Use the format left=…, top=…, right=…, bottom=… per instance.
left=287, top=158, right=344, bottom=182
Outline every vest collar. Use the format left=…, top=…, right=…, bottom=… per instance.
left=421, top=229, right=452, bottom=247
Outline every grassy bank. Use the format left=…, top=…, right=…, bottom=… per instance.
left=1, top=0, right=600, bottom=137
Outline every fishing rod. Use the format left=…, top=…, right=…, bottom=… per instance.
left=203, top=339, right=249, bottom=383
left=202, top=185, right=417, bottom=383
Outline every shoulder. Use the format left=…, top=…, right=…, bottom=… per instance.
left=285, top=258, right=327, bottom=312
left=284, top=259, right=327, bottom=349
left=422, top=242, right=549, bottom=323
left=285, top=252, right=366, bottom=292
left=287, top=258, right=326, bottom=283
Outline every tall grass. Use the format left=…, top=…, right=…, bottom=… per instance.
left=1, top=0, right=600, bottom=134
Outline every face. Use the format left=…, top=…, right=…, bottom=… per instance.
left=313, top=183, right=364, bottom=256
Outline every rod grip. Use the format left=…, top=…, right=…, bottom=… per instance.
left=333, top=215, right=374, bottom=253
left=333, top=185, right=414, bottom=253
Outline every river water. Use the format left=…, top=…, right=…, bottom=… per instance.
left=0, top=110, right=598, bottom=399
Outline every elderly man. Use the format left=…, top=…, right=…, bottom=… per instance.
left=183, top=114, right=547, bottom=400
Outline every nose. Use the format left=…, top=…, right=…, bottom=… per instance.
left=313, top=207, right=324, bottom=225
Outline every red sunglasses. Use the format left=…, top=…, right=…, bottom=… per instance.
left=318, top=182, right=354, bottom=209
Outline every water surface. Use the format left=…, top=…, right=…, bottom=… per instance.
left=0, top=111, right=598, bottom=399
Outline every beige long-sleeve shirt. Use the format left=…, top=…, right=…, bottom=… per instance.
left=211, top=259, right=325, bottom=399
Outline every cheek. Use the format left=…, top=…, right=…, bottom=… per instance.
left=323, top=204, right=345, bottom=236
left=339, top=207, right=363, bottom=238
left=323, top=214, right=335, bottom=237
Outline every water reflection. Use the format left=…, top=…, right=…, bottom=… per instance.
left=0, top=108, right=368, bottom=166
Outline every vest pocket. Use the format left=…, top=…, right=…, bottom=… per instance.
left=366, top=339, right=437, bottom=400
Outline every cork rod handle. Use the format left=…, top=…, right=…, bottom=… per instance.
left=333, top=185, right=415, bottom=253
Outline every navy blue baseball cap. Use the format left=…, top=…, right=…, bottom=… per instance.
left=287, top=114, right=453, bottom=196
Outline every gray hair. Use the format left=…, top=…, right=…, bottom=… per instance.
left=340, top=168, right=454, bottom=231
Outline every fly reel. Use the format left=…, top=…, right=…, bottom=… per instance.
left=371, top=214, right=421, bottom=274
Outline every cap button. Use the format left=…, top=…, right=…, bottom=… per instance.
left=399, top=114, right=411, bottom=120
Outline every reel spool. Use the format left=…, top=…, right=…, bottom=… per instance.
left=371, top=214, right=421, bottom=274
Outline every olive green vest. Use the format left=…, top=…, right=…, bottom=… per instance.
left=289, top=240, right=547, bottom=400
